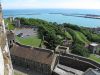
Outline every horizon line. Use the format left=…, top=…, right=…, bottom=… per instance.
left=3, top=8, right=100, bottom=10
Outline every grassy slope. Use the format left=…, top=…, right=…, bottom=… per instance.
left=74, top=31, right=90, bottom=44
left=89, top=54, right=100, bottom=63
left=65, top=32, right=73, bottom=40
left=67, top=28, right=100, bottom=63
left=16, top=36, right=41, bottom=47
left=66, top=28, right=90, bottom=44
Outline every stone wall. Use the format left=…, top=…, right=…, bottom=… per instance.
left=60, top=54, right=100, bottom=71
left=11, top=55, right=52, bottom=75
left=63, top=54, right=100, bottom=69
left=10, top=42, right=56, bottom=75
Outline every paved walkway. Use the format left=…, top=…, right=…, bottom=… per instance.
left=54, top=64, right=84, bottom=75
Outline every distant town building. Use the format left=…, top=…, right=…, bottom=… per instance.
left=88, top=43, right=100, bottom=54
left=95, top=28, right=100, bottom=34
left=86, top=27, right=100, bottom=34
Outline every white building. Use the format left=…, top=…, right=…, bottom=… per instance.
left=89, top=43, right=100, bottom=54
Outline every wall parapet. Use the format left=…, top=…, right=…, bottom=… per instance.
left=14, top=42, right=54, bottom=53
left=61, top=53, right=100, bottom=70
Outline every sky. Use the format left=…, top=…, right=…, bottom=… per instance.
left=1, top=0, right=100, bottom=9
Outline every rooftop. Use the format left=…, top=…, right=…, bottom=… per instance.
left=90, top=43, right=99, bottom=47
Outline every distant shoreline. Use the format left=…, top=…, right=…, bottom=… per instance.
left=4, top=13, right=100, bottom=19
left=4, top=13, right=40, bottom=16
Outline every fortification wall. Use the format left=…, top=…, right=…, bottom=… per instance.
left=10, top=42, right=100, bottom=73
left=60, top=54, right=100, bottom=71
left=14, top=42, right=54, bottom=53
left=63, top=54, right=100, bottom=68
left=10, top=42, right=55, bottom=75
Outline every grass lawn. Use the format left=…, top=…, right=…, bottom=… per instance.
left=16, top=36, right=41, bottom=47
left=67, top=28, right=90, bottom=45
left=89, top=54, right=100, bottom=63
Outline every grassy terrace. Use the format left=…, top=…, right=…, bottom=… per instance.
left=67, top=28, right=90, bottom=44
left=65, top=32, right=72, bottom=40
left=89, top=54, right=100, bottom=63
left=74, top=31, right=90, bottom=44
left=16, top=36, right=41, bottom=47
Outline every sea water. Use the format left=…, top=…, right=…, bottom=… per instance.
left=3, top=9, right=100, bottom=27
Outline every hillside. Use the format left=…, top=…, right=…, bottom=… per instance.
left=66, top=27, right=90, bottom=45
left=5, top=17, right=100, bottom=57
left=74, top=31, right=90, bottom=44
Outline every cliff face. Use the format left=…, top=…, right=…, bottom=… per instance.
left=0, top=3, right=13, bottom=75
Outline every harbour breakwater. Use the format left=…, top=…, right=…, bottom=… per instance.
left=49, top=13, right=100, bottom=19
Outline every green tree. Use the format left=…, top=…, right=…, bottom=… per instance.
left=72, top=44, right=90, bottom=57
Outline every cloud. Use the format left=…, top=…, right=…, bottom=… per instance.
left=1, top=0, right=100, bottom=9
